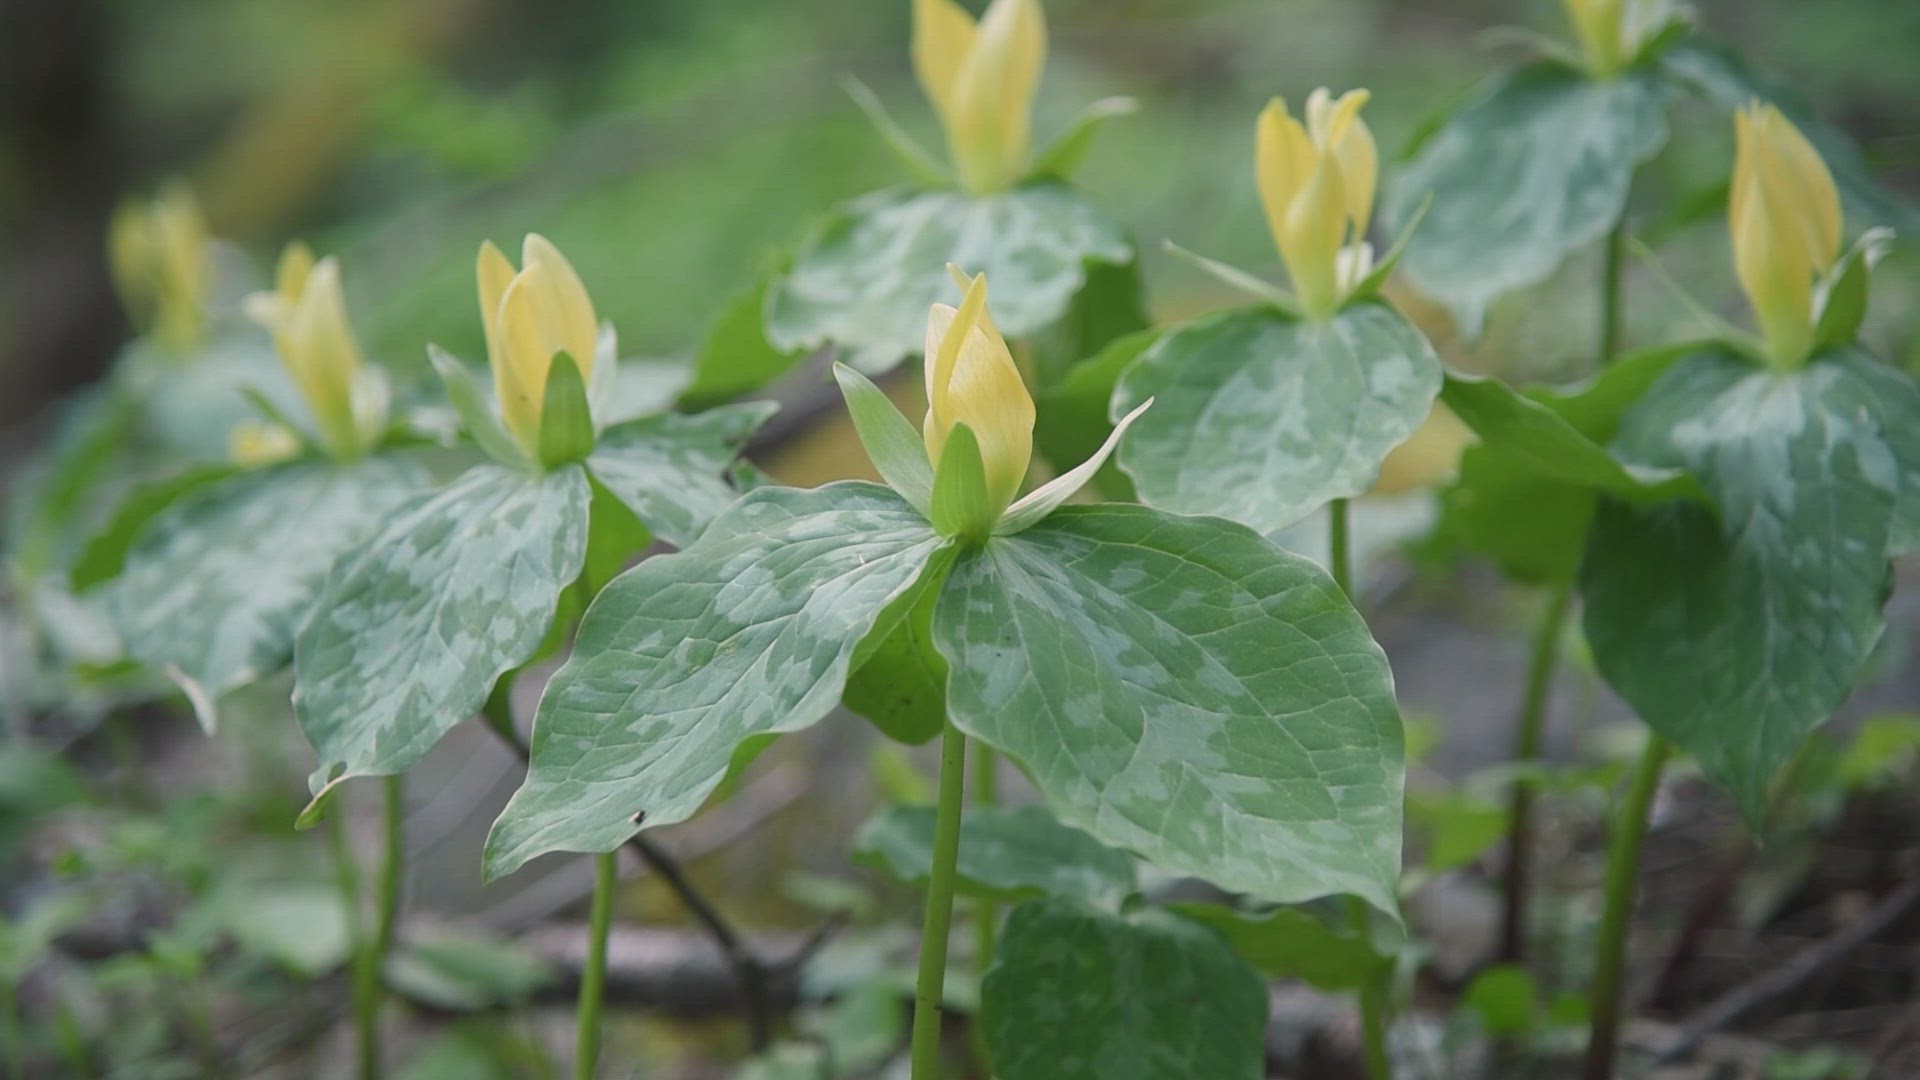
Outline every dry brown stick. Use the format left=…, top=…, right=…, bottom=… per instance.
left=1655, top=874, right=1920, bottom=1065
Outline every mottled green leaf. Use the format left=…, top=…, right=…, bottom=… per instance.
left=1384, top=62, right=1672, bottom=335
left=982, top=900, right=1267, bottom=1080
left=856, top=804, right=1137, bottom=906
left=384, top=932, right=555, bottom=1012
left=1582, top=349, right=1909, bottom=820
left=108, top=459, right=427, bottom=727
left=680, top=278, right=805, bottom=409
left=69, top=465, right=241, bottom=592
left=766, top=185, right=1131, bottom=373
left=220, top=888, right=352, bottom=977
left=295, top=464, right=591, bottom=786
left=583, top=401, right=774, bottom=549
left=484, top=483, right=944, bottom=878
left=1170, top=903, right=1389, bottom=992
left=935, top=504, right=1404, bottom=914
left=1114, top=303, right=1442, bottom=534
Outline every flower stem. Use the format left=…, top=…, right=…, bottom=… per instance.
left=910, top=722, right=969, bottom=1080
left=328, top=796, right=372, bottom=1080
left=970, top=738, right=999, bottom=1073
left=1582, top=736, right=1669, bottom=1080
left=575, top=852, right=617, bottom=1079
left=1498, top=576, right=1575, bottom=963
left=1328, top=498, right=1353, bottom=598
left=351, top=775, right=403, bottom=1080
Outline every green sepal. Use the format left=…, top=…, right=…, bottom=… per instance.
left=928, top=424, right=994, bottom=539
left=1812, top=227, right=1893, bottom=354
left=833, top=361, right=934, bottom=517
left=1346, top=192, right=1431, bottom=303
left=428, top=344, right=529, bottom=470
left=1160, top=241, right=1297, bottom=311
left=841, top=75, right=950, bottom=189
left=1026, top=96, right=1137, bottom=184
left=537, top=351, right=596, bottom=469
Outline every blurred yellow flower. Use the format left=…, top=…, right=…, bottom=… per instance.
left=109, top=185, right=209, bottom=354
left=1257, top=89, right=1378, bottom=319
left=1562, top=0, right=1678, bottom=78
left=923, top=268, right=1034, bottom=516
left=228, top=420, right=301, bottom=468
left=478, top=235, right=600, bottom=456
left=1730, top=103, right=1841, bottom=369
left=245, top=244, right=382, bottom=460
left=913, top=0, right=1046, bottom=194
left=1372, top=402, right=1474, bottom=496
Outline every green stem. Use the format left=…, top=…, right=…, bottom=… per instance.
left=1498, top=576, right=1575, bottom=963
left=910, top=723, right=968, bottom=1080
left=3, top=978, right=23, bottom=1080
left=1599, top=219, right=1627, bottom=368
left=352, top=776, right=404, bottom=1080
left=329, top=798, right=373, bottom=1080
left=575, top=853, right=617, bottom=1080
left=1582, top=736, right=1669, bottom=1080
left=1328, top=498, right=1353, bottom=598
left=1345, top=896, right=1393, bottom=1080
left=970, top=739, right=999, bottom=1074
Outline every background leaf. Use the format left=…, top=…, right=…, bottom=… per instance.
left=1383, top=61, right=1672, bottom=336
left=680, top=277, right=806, bottom=410
left=108, top=458, right=428, bottom=725
left=855, top=804, right=1138, bottom=907
left=843, top=562, right=949, bottom=745
left=981, top=900, right=1268, bottom=1080
left=484, top=483, right=944, bottom=878
left=1114, top=303, right=1441, bottom=535
left=584, top=401, right=775, bottom=548
left=295, top=463, right=591, bottom=784
left=766, top=185, right=1131, bottom=373
left=935, top=504, right=1405, bottom=914
left=1033, top=328, right=1158, bottom=502
left=1170, top=902, right=1390, bottom=992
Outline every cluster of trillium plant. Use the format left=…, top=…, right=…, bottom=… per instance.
left=11, top=0, right=1920, bottom=1078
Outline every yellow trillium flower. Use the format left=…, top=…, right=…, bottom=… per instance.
left=478, top=235, right=600, bottom=456
left=1257, top=89, right=1378, bottom=319
left=245, top=243, right=382, bottom=460
left=1730, top=103, right=1842, bottom=370
left=913, top=0, right=1046, bottom=195
left=1562, top=0, right=1677, bottom=78
left=109, top=185, right=209, bottom=354
left=229, top=420, right=301, bottom=468
left=923, top=268, right=1034, bottom=516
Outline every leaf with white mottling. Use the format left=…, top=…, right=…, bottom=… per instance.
left=982, top=900, right=1267, bottom=1080
left=766, top=185, right=1132, bottom=373
left=483, top=483, right=945, bottom=878
left=855, top=804, right=1137, bottom=906
left=585, top=402, right=775, bottom=548
left=295, top=464, right=591, bottom=786
left=1582, top=349, right=1906, bottom=821
left=935, top=504, right=1404, bottom=915
left=108, top=459, right=428, bottom=726
left=1114, top=304, right=1441, bottom=534
left=1383, top=62, right=1672, bottom=335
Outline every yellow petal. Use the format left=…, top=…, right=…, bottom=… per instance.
left=942, top=320, right=1034, bottom=510
left=1564, top=0, right=1623, bottom=74
left=108, top=203, right=153, bottom=315
left=946, top=263, right=1009, bottom=358
left=913, top=0, right=977, bottom=119
left=520, top=234, right=599, bottom=382
left=1256, top=99, right=1316, bottom=263
left=947, top=0, right=1045, bottom=192
left=1756, top=106, right=1841, bottom=270
left=496, top=275, right=554, bottom=453
left=289, top=258, right=365, bottom=454
left=477, top=240, right=517, bottom=378
left=230, top=420, right=301, bottom=468
left=1282, top=154, right=1349, bottom=318
left=1313, top=89, right=1377, bottom=240
left=924, top=274, right=990, bottom=458
left=276, top=241, right=316, bottom=302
